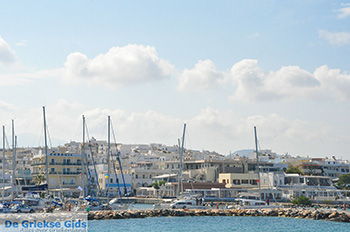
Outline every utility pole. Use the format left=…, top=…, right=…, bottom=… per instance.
left=254, top=126, right=261, bottom=194
left=43, top=106, right=49, bottom=193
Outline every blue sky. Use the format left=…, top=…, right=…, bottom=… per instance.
left=0, top=0, right=350, bottom=157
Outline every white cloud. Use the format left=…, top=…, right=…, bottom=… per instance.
left=0, top=36, right=16, bottom=64
left=229, top=59, right=320, bottom=101
left=337, top=7, right=350, bottom=18
left=319, top=30, right=350, bottom=46
left=63, top=44, right=174, bottom=88
left=314, top=65, right=350, bottom=100
left=0, top=100, right=342, bottom=156
left=0, top=68, right=62, bottom=86
left=176, top=58, right=350, bottom=102
left=0, top=101, right=16, bottom=111
left=178, top=59, right=225, bottom=91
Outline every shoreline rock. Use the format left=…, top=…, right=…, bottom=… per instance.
left=87, top=208, right=350, bottom=223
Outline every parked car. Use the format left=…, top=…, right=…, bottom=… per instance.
left=0, top=204, right=11, bottom=213
left=10, top=204, right=35, bottom=213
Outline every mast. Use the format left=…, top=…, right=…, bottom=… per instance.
left=14, top=136, right=17, bottom=197
left=82, top=115, right=87, bottom=197
left=84, top=118, right=101, bottom=196
left=43, top=106, right=49, bottom=192
left=11, top=120, right=16, bottom=199
left=177, top=138, right=181, bottom=196
left=178, top=123, right=186, bottom=195
left=254, top=126, right=261, bottom=193
left=110, top=120, right=126, bottom=196
left=107, top=116, right=111, bottom=197
left=2, top=126, right=5, bottom=200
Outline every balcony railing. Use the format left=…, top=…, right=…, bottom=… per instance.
left=32, top=162, right=46, bottom=166
left=62, top=183, right=76, bottom=186
left=49, top=162, right=82, bottom=166
left=49, top=172, right=81, bottom=175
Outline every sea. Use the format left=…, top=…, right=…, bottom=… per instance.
left=88, top=216, right=349, bottom=232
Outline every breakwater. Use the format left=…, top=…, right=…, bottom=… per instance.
left=88, top=208, right=350, bottom=223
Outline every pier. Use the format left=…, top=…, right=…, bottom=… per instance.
left=87, top=208, right=350, bottom=223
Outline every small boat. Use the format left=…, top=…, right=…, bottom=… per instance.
left=109, top=198, right=129, bottom=210
left=232, top=198, right=280, bottom=209
left=170, top=199, right=207, bottom=209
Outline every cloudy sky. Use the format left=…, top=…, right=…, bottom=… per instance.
left=0, top=0, right=349, bottom=157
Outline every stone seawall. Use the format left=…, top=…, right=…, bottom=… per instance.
left=88, top=208, right=350, bottom=223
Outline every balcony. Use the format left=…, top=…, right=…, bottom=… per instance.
left=49, top=162, right=82, bottom=166
left=62, top=182, right=77, bottom=186
left=48, top=171, right=81, bottom=175
left=32, top=162, right=46, bottom=166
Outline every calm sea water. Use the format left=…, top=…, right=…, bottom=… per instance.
left=88, top=216, right=349, bottom=232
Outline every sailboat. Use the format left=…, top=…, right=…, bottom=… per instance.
left=105, top=116, right=129, bottom=210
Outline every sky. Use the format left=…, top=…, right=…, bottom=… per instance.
left=0, top=0, right=350, bottom=158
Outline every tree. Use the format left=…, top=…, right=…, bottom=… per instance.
left=292, top=196, right=312, bottom=206
left=285, top=166, right=303, bottom=174
left=33, top=174, right=46, bottom=185
left=150, top=180, right=166, bottom=189
left=336, top=174, right=350, bottom=189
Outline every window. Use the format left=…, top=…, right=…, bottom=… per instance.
left=110, top=178, right=113, bottom=183
left=242, top=179, right=249, bottom=184
left=250, top=180, right=257, bottom=185
left=233, top=179, right=241, bottom=185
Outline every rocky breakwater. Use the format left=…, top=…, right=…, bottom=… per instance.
left=88, top=208, right=350, bottom=223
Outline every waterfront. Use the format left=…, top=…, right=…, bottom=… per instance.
left=88, top=216, right=349, bottom=232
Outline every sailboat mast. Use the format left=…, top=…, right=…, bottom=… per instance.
left=177, top=138, right=181, bottom=196
left=254, top=126, right=261, bottom=192
left=179, top=123, right=186, bottom=195
left=107, top=116, right=111, bottom=196
left=43, top=106, right=49, bottom=191
left=82, top=115, right=87, bottom=197
left=11, top=120, right=16, bottom=199
left=2, top=125, right=5, bottom=200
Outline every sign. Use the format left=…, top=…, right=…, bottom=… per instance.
left=0, top=212, right=88, bottom=232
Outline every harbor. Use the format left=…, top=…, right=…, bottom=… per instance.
left=87, top=208, right=350, bottom=223
left=0, top=108, right=350, bottom=217
left=1, top=1, right=350, bottom=231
